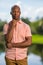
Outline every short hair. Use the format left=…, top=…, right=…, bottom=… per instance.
left=11, top=5, right=20, bottom=12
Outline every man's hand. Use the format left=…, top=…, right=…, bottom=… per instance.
left=6, top=43, right=13, bottom=49
left=11, top=20, right=17, bottom=28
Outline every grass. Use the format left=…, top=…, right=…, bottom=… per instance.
left=0, top=32, right=3, bottom=35
left=32, top=34, right=43, bottom=44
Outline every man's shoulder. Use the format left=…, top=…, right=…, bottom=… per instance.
left=21, top=20, right=30, bottom=28
left=3, top=21, right=10, bottom=29
left=4, top=23, right=8, bottom=27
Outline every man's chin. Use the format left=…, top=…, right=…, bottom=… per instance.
left=13, top=18, right=19, bottom=20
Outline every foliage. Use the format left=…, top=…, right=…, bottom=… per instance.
left=31, top=18, right=43, bottom=34
left=37, top=18, right=43, bottom=34
left=21, top=17, right=31, bottom=25
left=0, top=20, right=7, bottom=32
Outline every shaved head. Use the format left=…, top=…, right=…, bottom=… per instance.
left=10, top=5, right=21, bottom=20
left=11, top=5, right=20, bottom=12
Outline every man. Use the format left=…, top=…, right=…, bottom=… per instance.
left=3, top=5, right=32, bottom=65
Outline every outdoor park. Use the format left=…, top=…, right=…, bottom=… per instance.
left=0, top=0, right=43, bottom=65
left=0, top=17, right=43, bottom=65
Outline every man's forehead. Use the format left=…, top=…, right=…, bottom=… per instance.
left=11, top=5, right=20, bottom=11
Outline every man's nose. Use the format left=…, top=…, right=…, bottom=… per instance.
left=15, top=12, right=18, bottom=15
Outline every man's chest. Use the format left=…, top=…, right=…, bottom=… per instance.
left=14, top=23, right=26, bottom=37
left=11, top=23, right=26, bottom=42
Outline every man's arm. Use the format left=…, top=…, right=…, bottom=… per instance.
left=3, top=24, right=13, bottom=48
left=4, top=34, right=13, bottom=49
left=4, top=34, right=8, bottom=48
left=12, top=36, right=32, bottom=48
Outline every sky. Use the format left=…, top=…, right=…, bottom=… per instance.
left=0, top=0, right=43, bottom=22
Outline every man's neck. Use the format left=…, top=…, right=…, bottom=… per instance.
left=13, top=18, right=20, bottom=22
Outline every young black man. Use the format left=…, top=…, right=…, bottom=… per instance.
left=3, top=5, right=32, bottom=65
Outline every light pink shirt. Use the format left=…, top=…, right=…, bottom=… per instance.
left=3, top=20, right=32, bottom=60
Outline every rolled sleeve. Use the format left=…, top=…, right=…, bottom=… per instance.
left=3, top=24, right=9, bottom=35
left=25, top=25, right=32, bottom=37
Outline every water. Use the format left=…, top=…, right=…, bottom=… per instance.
left=0, top=52, right=42, bottom=65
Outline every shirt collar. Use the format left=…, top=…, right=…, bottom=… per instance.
left=11, top=19, right=22, bottom=24
left=18, top=19, right=22, bottom=24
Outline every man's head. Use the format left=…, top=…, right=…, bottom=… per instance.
left=10, top=5, right=21, bottom=20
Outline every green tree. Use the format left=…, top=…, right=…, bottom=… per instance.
left=37, top=18, right=43, bottom=34
left=0, top=20, right=7, bottom=32
left=21, top=17, right=30, bottom=25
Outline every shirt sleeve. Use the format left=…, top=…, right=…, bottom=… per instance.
left=25, top=25, right=32, bottom=37
left=3, top=24, right=9, bottom=35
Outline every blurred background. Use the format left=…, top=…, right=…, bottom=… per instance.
left=0, top=0, right=43, bottom=65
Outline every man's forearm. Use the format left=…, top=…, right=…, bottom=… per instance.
left=5, top=26, right=14, bottom=43
left=12, top=37, right=32, bottom=48
left=13, top=40, right=27, bottom=48
left=4, top=35, right=8, bottom=48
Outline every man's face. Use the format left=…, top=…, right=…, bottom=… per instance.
left=11, top=7, right=21, bottom=20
